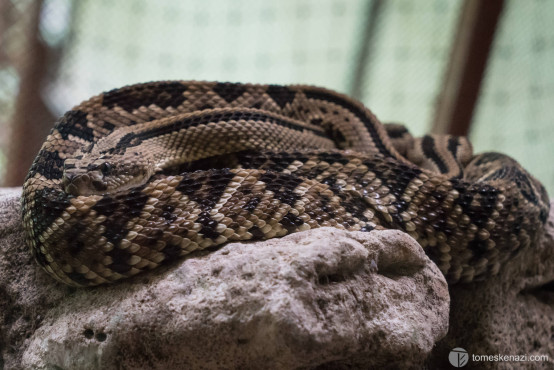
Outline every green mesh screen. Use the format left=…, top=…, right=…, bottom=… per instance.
left=52, top=0, right=367, bottom=110
left=355, top=0, right=462, bottom=135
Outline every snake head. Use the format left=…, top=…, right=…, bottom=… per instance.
left=62, top=152, right=154, bottom=196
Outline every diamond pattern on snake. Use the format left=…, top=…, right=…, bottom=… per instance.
left=21, top=81, right=550, bottom=287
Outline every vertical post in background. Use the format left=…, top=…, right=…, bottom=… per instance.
left=432, top=0, right=504, bottom=136
left=3, top=0, right=56, bottom=186
left=349, top=0, right=383, bottom=101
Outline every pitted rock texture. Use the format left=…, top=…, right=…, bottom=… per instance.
left=428, top=201, right=554, bottom=369
left=0, top=188, right=448, bottom=370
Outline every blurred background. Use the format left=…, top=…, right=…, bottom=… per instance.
left=0, top=0, right=553, bottom=195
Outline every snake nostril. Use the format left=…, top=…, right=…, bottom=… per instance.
left=62, top=173, right=76, bottom=188
left=65, top=183, right=80, bottom=196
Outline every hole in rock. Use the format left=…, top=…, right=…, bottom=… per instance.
left=95, top=332, right=107, bottom=342
left=83, top=329, right=94, bottom=339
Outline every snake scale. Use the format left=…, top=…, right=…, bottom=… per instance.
left=21, top=81, right=550, bottom=287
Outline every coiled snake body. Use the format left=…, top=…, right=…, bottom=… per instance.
left=21, top=81, right=550, bottom=287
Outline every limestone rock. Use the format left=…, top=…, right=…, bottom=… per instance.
left=428, top=201, right=554, bottom=369
left=1, top=188, right=448, bottom=369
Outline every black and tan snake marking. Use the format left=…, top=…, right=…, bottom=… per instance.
left=21, top=81, right=550, bottom=287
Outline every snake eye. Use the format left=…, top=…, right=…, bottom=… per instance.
left=100, top=162, right=112, bottom=175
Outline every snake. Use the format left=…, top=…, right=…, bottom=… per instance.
left=21, top=81, right=550, bottom=287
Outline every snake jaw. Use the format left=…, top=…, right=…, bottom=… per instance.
left=63, top=170, right=107, bottom=196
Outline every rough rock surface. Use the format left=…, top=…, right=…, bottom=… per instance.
left=1, top=187, right=448, bottom=369
left=428, top=201, right=554, bottom=369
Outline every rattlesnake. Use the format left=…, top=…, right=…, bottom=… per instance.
left=21, top=81, right=550, bottom=287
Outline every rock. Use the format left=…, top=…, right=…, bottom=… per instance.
left=428, top=201, right=554, bottom=369
left=0, top=188, right=448, bottom=369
